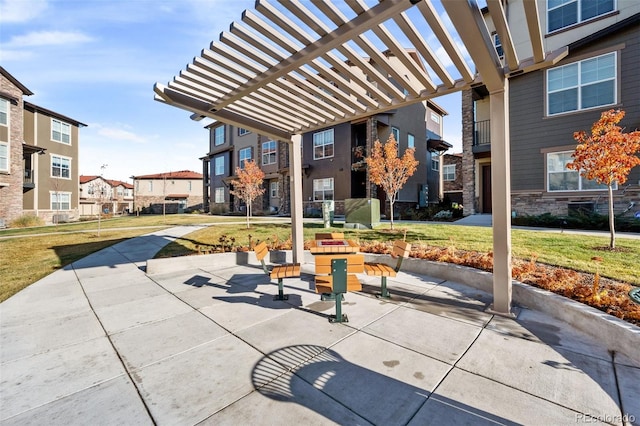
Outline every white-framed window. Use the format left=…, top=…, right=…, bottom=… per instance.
left=239, top=147, right=252, bottom=169
left=238, top=128, right=250, bottom=136
left=0, top=142, right=8, bottom=172
left=443, top=164, right=456, bottom=181
left=270, top=181, right=278, bottom=198
left=546, top=151, right=613, bottom=192
left=313, top=129, right=334, bottom=160
left=187, top=181, right=192, bottom=192
left=117, top=187, right=123, bottom=196
left=213, top=126, right=225, bottom=146
left=407, top=133, right=415, bottom=149
left=51, top=154, right=71, bottom=179
left=0, top=98, right=8, bottom=126
left=430, top=112, right=440, bottom=123
left=313, top=177, right=334, bottom=201
left=547, top=52, right=616, bottom=116
left=214, top=156, right=224, bottom=176
left=51, top=192, right=71, bottom=210
left=214, top=187, right=225, bottom=203
left=547, top=0, right=615, bottom=33
left=262, top=141, right=277, bottom=165
left=493, top=33, right=504, bottom=59
left=51, top=119, right=71, bottom=144
left=431, top=154, right=439, bottom=171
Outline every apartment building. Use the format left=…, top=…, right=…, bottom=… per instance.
left=202, top=50, right=450, bottom=218
left=79, top=175, right=134, bottom=216
left=132, top=170, right=204, bottom=214
left=462, top=2, right=640, bottom=217
left=0, top=67, right=85, bottom=226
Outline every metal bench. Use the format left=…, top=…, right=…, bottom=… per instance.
left=364, top=240, right=411, bottom=299
left=254, top=241, right=301, bottom=301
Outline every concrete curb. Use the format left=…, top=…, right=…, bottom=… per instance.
left=146, top=251, right=640, bottom=366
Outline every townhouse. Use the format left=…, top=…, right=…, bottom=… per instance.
left=132, top=170, right=204, bottom=214
left=79, top=175, right=134, bottom=217
left=462, top=1, right=640, bottom=217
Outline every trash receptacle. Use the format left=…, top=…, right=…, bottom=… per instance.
left=322, top=200, right=334, bottom=228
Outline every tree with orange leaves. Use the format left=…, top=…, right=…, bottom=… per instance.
left=366, top=133, right=418, bottom=230
left=230, top=159, right=266, bottom=229
left=568, top=109, right=640, bottom=249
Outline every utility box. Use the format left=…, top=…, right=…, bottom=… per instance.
left=344, top=198, right=380, bottom=229
left=322, top=200, right=334, bottom=228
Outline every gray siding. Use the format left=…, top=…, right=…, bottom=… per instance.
left=510, top=22, right=640, bottom=191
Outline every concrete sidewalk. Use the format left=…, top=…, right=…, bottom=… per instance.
left=1, top=227, right=638, bottom=425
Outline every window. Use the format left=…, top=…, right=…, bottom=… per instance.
left=51, top=155, right=71, bottom=179
left=214, top=187, right=225, bottom=203
left=148, top=181, right=153, bottom=191
left=430, top=112, right=440, bottom=123
left=313, top=129, right=334, bottom=160
left=51, top=119, right=71, bottom=144
left=408, top=134, right=415, bottom=149
left=270, top=181, right=278, bottom=198
left=443, top=164, right=456, bottom=181
left=313, top=178, right=334, bottom=201
left=431, top=154, right=439, bottom=171
left=548, top=0, right=614, bottom=33
left=262, top=141, right=276, bottom=165
left=0, top=98, right=8, bottom=126
left=213, top=126, right=225, bottom=146
left=547, top=52, right=616, bottom=116
left=0, top=143, right=7, bottom=172
left=239, top=147, right=252, bottom=169
left=238, top=128, right=250, bottom=136
left=391, top=127, right=400, bottom=143
left=493, top=33, right=504, bottom=59
left=187, top=181, right=192, bottom=192
left=51, top=192, right=71, bottom=210
left=117, top=187, right=123, bottom=196
left=547, top=151, right=612, bottom=191
left=214, top=156, right=224, bottom=175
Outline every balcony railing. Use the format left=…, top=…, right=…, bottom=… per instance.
left=473, top=120, right=491, bottom=146
left=24, top=169, right=35, bottom=184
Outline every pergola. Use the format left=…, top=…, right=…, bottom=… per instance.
left=154, top=0, right=567, bottom=315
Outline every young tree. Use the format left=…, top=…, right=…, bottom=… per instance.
left=366, top=133, right=418, bottom=230
left=568, top=109, right=640, bottom=249
left=230, top=159, right=266, bottom=229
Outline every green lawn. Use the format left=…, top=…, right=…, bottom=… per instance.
left=2, top=216, right=638, bottom=303
left=156, top=222, right=640, bottom=285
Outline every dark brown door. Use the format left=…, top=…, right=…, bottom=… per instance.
left=482, top=164, right=492, bottom=213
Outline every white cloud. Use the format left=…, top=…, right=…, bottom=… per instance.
left=92, top=124, right=149, bottom=144
left=0, top=0, right=47, bottom=23
left=5, top=30, right=94, bottom=47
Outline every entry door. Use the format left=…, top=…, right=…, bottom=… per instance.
left=482, top=164, right=492, bottom=214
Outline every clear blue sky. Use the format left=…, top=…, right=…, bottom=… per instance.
left=1, top=0, right=463, bottom=183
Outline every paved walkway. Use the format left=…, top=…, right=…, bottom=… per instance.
left=1, top=226, right=639, bottom=425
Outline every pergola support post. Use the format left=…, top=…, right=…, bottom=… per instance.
left=489, top=80, right=513, bottom=316
left=289, top=134, right=304, bottom=264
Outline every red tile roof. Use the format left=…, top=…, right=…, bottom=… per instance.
left=133, top=170, right=203, bottom=180
left=79, top=175, right=100, bottom=184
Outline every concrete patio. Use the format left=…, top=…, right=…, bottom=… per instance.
left=1, top=226, right=638, bottom=425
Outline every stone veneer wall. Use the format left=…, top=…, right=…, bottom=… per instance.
left=461, top=89, right=476, bottom=216
left=0, top=75, right=25, bottom=226
left=512, top=189, right=639, bottom=217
